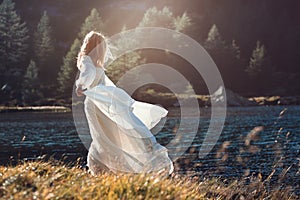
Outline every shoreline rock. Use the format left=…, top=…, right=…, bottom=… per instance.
left=250, top=96, right=300, bottom=106
left=209, top=86, right=258, bottom=107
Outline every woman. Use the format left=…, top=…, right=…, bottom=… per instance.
left=75, top=31, right=174, bottom=175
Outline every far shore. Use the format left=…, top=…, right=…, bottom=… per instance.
left=0, top=94, right=299, bottom=113
left=0, top=105, right=71, bottom=113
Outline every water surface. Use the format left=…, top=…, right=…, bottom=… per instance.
left=0, top=106, right=299, bottom=192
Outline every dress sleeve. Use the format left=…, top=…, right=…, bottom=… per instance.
left=75, top=57, right=96, bottom=90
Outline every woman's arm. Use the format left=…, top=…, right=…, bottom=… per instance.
left=75, top=56, right=96, bottom=96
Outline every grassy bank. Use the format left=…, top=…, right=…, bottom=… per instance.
left=0, top=160, right=297, bottom=199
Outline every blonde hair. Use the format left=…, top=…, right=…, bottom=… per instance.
left=77, top=31, right=107, bottom=68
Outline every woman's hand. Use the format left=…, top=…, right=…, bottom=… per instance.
left=76, top=85, right=85, bottom=97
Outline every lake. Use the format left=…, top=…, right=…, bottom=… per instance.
left=0, top=106, right=299, bottom=193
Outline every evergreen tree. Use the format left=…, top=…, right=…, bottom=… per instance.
left=204, top=24, right=225, bottom=49
left=57, top=38, right=81, bottom=94
left=21, top=60, right=43, bottom=104
left=106, top=49, right=145, bottom=84
left=78, top=8, right=105, bottom=39
left=138, top=6, right=191, bottom=32
left=34, top=11, right=54, bottom=70
left=228, top=39, right=247, bottom=92
left=245, top=41, right=271, bottom=94
left=134, top=7, right=192, bottom=95
left=0, top=0, right=29, bottom=85
left=138, top=7, right=174, bottom=28
left=204, top=25, right=246, bottom=92
left=245, top=41, right=266, bottom=77
left=231, top=40, right=241, bottom=59
left=105, top=26, right=146, bottom=83
left=173, top=12, right=191, bottom=32
left=57, top=8, right=105, bottom=96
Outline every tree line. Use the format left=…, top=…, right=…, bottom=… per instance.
left=0, top=0, right=298, bottom=105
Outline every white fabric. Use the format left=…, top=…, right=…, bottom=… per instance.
left=76, top=55, right=174, bottom=175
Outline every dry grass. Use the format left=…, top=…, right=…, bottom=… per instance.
left=0, top=159, right=297, bottom=200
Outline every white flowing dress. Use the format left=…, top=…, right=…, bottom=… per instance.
left=75, top=55, right=174, bottom=175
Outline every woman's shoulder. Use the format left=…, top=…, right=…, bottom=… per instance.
left=81, top=55, right=96, bottom=67
left=78, top=55, right=94, bottom=71
left=82, top=55, right=92, bottom=62
left=80, top=56, right=105, bottom=71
